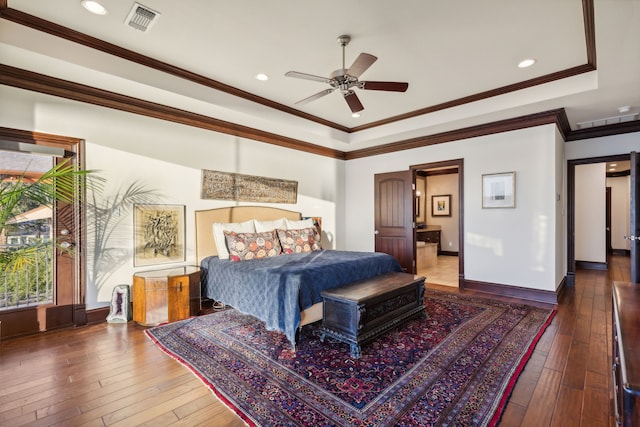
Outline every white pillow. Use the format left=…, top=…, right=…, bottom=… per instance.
left=254, top=217, right=287, bottom=232
left=212, top=220, right=255, bottom=259
left=285, top=218, right=314, bottom=230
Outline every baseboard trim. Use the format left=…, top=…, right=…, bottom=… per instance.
left=555, top=276, right=567, bottom=300
left=438, top=251, right=458, bottom=257
left=73, top=303, right=87, bottom=327
left=460, top=278, right=559, bottom=305
left=566, top=272, right=575, bottom=286
left=611, top=249, right=630, bottom=256
left=86, top=307, right=110, bottom=324
left=575, top=260, right=608, bottom=271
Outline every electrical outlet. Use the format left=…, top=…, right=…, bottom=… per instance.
left=449, top=242, right=452, bottom=247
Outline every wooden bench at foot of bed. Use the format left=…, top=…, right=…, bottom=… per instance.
left=319, top=272, right=426, bottom=358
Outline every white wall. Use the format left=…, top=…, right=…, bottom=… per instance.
left=565, top=133, right=640, bottom=160
left=3, top=80, right=640, bottom=304
left=575, top=163, right=606, bottom=263
left=426, top=173, right=459, bottom=252
left=555, top=127, right=566, bottom=286
left=344, top=125, right=561, bottom=292
left=607, top=175, right=630, bottom=251
left=0, top=86, right=345, bottom=308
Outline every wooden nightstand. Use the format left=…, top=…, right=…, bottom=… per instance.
left=133, top=266, right=201, bottom=326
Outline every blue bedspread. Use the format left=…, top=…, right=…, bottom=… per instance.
left=200, top=250, right=402, bottom=347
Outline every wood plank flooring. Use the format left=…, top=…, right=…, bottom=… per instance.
left=0, top=256, right=626, bottom=426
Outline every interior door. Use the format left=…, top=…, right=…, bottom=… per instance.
left=606, top=187, right=612, bottom=254
left=631, top=152, right=640, bottom=282
left=374, top=170, right=415, bottom=273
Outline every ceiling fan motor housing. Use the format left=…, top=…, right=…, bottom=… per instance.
left=330, top=69, right=358, bottom=92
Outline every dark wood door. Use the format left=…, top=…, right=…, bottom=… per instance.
left=631, top=152, right=640, bottom=282
left=374, top=171, right=414, bottom=273
left=606, top=187, right=612, bottom=254
left=0, top=129, right=84, bottom=339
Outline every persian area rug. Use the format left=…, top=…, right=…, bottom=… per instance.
left=146, top=289, right=555, bottom=427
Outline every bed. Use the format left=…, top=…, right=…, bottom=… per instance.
left=195, top=206, right=403, bottom=346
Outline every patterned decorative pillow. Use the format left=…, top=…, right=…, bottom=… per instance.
left=212, top=220, right=255, bottom=259
left=224, top=230, right=282, bottom=261
left=276, top=227, right=321, bottom=254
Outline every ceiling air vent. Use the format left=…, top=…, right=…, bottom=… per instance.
left=576, top=112, right=639, bottom=129
left=125, top=2, right=160, bottom=32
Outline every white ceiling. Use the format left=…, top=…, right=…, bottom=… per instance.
left=2, top=0, right=639, bottom=151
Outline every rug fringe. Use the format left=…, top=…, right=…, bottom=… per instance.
left=144, top=329, right=257, bottom=427
left=145, top=298, right=556, bottom=427
left=487, top=308, right=558, bottom=427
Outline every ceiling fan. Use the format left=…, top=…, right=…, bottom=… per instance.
left=285, top=35, right=409, bottom=113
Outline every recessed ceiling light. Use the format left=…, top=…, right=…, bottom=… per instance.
left=81, top=0, right=108, bottom=15
left=255, top=73, right=269, bottom=81
left=517, top=59, right=536, bottom=68
left=351, top=113, right=360, bottom=118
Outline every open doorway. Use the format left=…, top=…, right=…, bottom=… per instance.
left=568, top=154, right=631, bottom=284
left=0, top=128, right=86, bottom=339
left=412, top=159, right=463, bottom=288
left=373, top=159, right=463, bottom=285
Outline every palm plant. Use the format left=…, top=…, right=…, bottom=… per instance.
left=87, top=181, right=160, bottom=293
left=0, top=159, right=96, bottom=272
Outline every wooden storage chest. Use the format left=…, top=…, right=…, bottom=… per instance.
left=320, top=272, right=425, bottom=358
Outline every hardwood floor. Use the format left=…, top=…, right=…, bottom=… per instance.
left=0, top=256, right=627, bottom=426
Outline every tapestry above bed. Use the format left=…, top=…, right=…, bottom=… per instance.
left=200, top=250, right=402, bottom=347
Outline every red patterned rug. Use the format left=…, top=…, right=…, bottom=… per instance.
left=146, top=289, right=554, bottom=426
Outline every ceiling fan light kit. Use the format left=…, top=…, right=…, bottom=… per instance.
left=285, top=35, right=409, bottom=114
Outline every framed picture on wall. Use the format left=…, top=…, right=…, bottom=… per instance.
left=134, top=204, right=186, bottom=266
left=432, top=194, right=452, bottom=216
left=482, top=172, right=515, bottom=208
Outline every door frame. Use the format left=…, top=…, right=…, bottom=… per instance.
left=630, top=151, right=640, bottom=282
left=567, top=153, right=630, bottom=285
left=410, top=158, right=464, bottom=285
left=0, top=127, right=86, bottom=338
left=606, top=186, right=612, bottom=254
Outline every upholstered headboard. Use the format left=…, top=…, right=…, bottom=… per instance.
left=195, top=206, right=302, bottom=264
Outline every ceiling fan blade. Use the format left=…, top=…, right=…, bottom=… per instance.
left=344, top=90, right=364, bottom=113
left=285, top=71, right=332, bottom=84
left=360, top=81, right=409, bottom=92
left=295, top=88, right=335, bottom=105
left=347, top=53, right=377, bottom=78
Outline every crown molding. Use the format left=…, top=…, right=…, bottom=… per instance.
left=2, top=63, right=636, bottom=162
left=0, top=64, right=346, bottom=160
left=345, top=109, right=571, bottom=160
